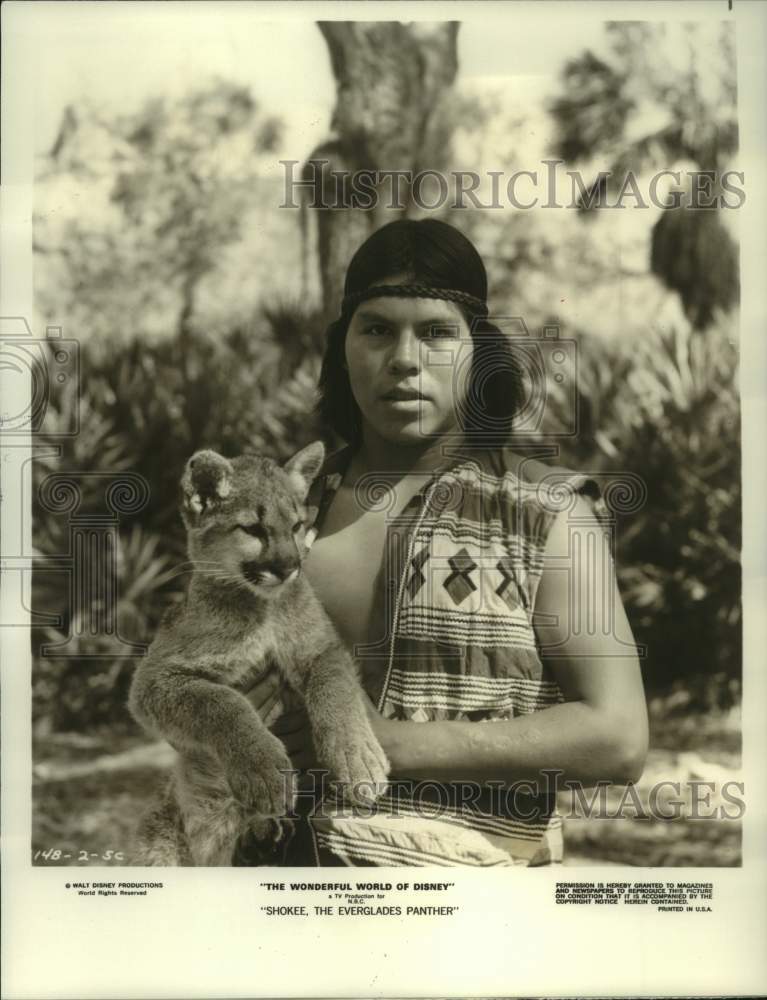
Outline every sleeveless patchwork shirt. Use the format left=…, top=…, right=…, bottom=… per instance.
left=301, top=443, right=609, bottom=867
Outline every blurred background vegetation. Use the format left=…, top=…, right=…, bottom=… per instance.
left=31, top=20, right=741, bottom=866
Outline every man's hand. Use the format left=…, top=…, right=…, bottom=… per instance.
left=245, top=675, right=386, bottom=776
left=270, top=707, right=319, bottom=772
left=243, top=668, right=285, bottom=726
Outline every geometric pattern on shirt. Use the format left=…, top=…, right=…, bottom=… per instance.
left=429, top=521, right=540, bottom=609
left=443, top=547, right=478, bottom=605
left=307, top=448, right=603, bottom=869
left=406, top=546, right=429, bottom=601
left=495, top=555, right=522, bottom=610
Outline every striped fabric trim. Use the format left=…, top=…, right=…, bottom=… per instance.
left=373, top=796, right=560, bottom=841
left=442, top=464, right=589, bottom=511
left=397, top=607, right=539, bottom=649
left=310, top=811, right=531, bottom=867
left=310, top=806, right=562, bottom=866
left=316, top=782, right=563, bottom=845
left=384, top=695, right=558, bottom=715
left=417, top=518, right=548, bottom=543
left=385, top=670, right=564, bottom=714
left=378, top=479, right=442, bottom=713
left=314, top=832, right=516, bottom=868
left=398, top=608, right=534, bottom=629
left=387, top=669, right=562, bottom=695
left=384, top=698, right=555, bottom=718
left=428, top=519, right=543, bottom=553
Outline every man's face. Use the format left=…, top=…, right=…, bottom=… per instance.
left=344, top=293, right=474, bottom=446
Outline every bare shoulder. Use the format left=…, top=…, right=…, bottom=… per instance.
left=487, top=446, right=592, bottom=489
left=542, top=493, right=608, bottom=561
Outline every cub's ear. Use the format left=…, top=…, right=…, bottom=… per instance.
left=181, top=450, right=234, bottom=521
left=283, top=441, right=326, bottom=497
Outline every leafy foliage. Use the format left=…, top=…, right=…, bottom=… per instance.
left=550, top=51, right=634, bottom=164
left=542, top=318, right=741, bottom=709
left=550, top=22, right=738, bottom=176
left=32, top=304, right=327, bottom=732
left=32, top=308, right=741, bottom=730
left=36, top=80, right=283, bottom=344
left=32, top=53, right=741, bottom=734
left=650, top=208, right=739, bottom=330
left=548, top=22, right=739, bottom=328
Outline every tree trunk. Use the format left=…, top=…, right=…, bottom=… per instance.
left=306, top=21, right=460, bottom=316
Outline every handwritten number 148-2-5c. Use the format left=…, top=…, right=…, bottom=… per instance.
left=33, top=848, right=126, bottom=863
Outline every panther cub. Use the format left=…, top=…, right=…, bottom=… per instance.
left=128, top=442, right=389, bottom=865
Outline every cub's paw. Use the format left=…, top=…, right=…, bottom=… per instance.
left=315, top=718, right=390, bottom=807
left=223, top=739, right=297, bottom=816
left=232, top=816, right=296, bottom=866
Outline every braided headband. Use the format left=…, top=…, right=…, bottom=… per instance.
left=341, top=283, right=488, bottom=319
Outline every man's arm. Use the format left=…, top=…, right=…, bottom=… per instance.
left=365, top=497, right=649, bottom=788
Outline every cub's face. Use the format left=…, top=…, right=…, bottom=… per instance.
left=181, top=442, right=325, bottom=598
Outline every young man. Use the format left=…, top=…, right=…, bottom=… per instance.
left=250, top=218, right=648, bottom=866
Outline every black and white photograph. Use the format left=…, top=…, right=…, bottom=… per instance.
left=2, top=1, right=766, bottom=997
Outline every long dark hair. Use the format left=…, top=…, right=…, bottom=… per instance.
left=318, top=219, right=524, bottom=448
